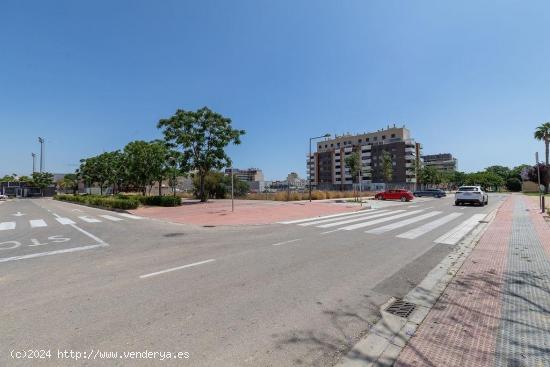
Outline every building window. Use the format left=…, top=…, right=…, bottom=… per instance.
left=366, top=138, right=370, bottom=142
left=391, top=133, right=396, bottom=138
left=337, top=143, right=340, bottom=147
left=382, top=135, right=386, bottom=140
left=374, top=137, right=378, bottom=141
left=325, top=144, right=328, bottom=148
left=358, top=139, right=362, bottom=143
left=330, top=143, right=333, bottom=147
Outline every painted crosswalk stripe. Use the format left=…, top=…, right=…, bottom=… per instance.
left=79, top=216, right=102, bottom=223
left=0, top=222, right=16, bottom=231
left=299, top=209, right=385, bottom=226
left=278, top=210, right=368, bottom=224
left=434, top=214, right=487, bottom=245
left=116, top=213, right=143, bottom=220
left=340, top=210, right=425, bottom=231
left=366, top=211, right=442, bottom=234
left=55, top=217, right=75, bottom=225
left=317, top=210, right=408, bottom=229
left=30, top=219, right=48, bottom=228
left=100, top=215, right=124, bottom=222
left=397, top=212, right=464, bottom=239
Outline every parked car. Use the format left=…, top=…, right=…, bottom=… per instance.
left=0, top=194, right=7, bottom=201
left=413, top=188, right=446, bottom=198
left=455, top=186, right=488, bottom=206
left=375, top=189, right=414, bottom=202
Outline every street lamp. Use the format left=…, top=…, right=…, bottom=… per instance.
left=31, top=153, right=36, bottom=173
left=38, top=137, right=45, bottom=172
left=169, top=156, right=177, bottom=198
left=309, top=133, right=331, bottom=202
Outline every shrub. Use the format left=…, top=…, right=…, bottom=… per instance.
left=54, top=194, right=139, bottom=209
left=142, top=195, right=181, bottom=207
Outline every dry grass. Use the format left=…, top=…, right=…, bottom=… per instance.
left=246, top=190, right=374, bottom=201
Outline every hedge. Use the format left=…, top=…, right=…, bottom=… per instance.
left=55, top=194, right=139, bottom=210
left=55, top=194, right=181, bottom=208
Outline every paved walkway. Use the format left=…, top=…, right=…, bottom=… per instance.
left=395, top=195, right=550, bottom=367
left=130, top=199, right=363, bottom=226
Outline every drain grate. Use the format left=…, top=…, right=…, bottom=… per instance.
left=385, top=299, right=416, bottom=318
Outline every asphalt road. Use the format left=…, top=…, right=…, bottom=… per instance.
left=0, top=195, right=505, bottom=367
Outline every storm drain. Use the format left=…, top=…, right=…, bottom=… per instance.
left=385, top=299, right=416, bottom=318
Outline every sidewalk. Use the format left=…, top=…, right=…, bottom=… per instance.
left=130, top=199, right=364, bottom=226
left=395, top=195, right=550, bottom=366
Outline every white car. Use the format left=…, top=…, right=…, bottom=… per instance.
left=0, top=194, right=7, bottom=201
left=455, top=186, right=488, bottom=206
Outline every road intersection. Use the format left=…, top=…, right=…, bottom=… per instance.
left=1, top=195, right=504, bottom=366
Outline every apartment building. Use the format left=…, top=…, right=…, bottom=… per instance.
left=306, top=125, right=421, bottom=190
left=421, top=153, right=458, bottom=172
left=224, top=168, right=264, bottom=182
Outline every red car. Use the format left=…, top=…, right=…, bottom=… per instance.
left=374, top=189, right=414, bottom=202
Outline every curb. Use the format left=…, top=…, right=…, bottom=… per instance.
left=336, top=202, right=504, bottom=367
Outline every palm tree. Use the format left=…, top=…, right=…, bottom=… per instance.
left=534, top=122, right=550, bottom=165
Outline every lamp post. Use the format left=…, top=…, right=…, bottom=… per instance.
left=31, top=153, right=36, bottom=173
left=309, top=133, right=331, bottom=202
left=169, top=156, right=177, bottom=198
left=38, top=137, right=45, bottom=172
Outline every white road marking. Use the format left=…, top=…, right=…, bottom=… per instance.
left=407, top=205, right=419, bottom=208
left=366, top=211, right=442, bottom=234
left=434, top=214, right=487, bottom=245
left=320, top=228, right=344, bottom=235
left=12, top=212, right=25, bottom=217
left=139, top=259, right=216, bottom=279
left=79, top=216, right=102, bottom=223
left=299, top=209, right=385, bottom=226
left=317, top=210, right=407, bottom=229
left=69, top=224, right=108, bottom=244
left=272, top=238, right=302, bottom=246
left=116, top=213, right=143, bottom=220
left=0, top=222, right=16, bottom=231
left=55, top=217, right=76, bottom=225
left=100, top=215, right=124, bottom=222
left=29, top=219, right=48, bottom=228
left=340, top=210, right=425, bottom=231
left=278, top=211, right=366, bottom=224
left=397, top=212, right=464, bottom=239
left=0, top=243, right=108, bottom=263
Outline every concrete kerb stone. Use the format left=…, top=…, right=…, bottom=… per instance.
left=336, top=201, right=504, bottom=367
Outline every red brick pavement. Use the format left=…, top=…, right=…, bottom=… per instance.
left=395, top=196, right=515, bottom=367
left=130, top=199, right=363, bottom=226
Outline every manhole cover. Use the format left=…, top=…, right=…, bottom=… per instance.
left=385, top=299, right=416, bottom=318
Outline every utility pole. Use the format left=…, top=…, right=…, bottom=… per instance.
left=231, top=167, right=234, bottom=212
left=536, top=152, right=544, bottom=213
left=38, top=137, right=45, bottom=172
left=31, top=153, right=36, bottom=173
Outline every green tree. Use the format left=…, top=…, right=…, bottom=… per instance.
left=124, top=140, right=169, bottom=195
left=505, top=177, right=522, bottom=192
left=345, top=151, right=362, bottom=201
left=381, top=150, right=393, bottom=186
left=60, top=173, right=80, bottom=195
left=419, top=166, right=441, bottom=186
left=157, top=107, right=245, bottom=202
left=31, top=172, right=54, bottom=196
left=485, top=165, right=511, bottom=181
left=535, top=122, right=550, bottom=193
left=0, top=175, right=15, bottom=182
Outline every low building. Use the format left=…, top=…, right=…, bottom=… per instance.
left=224, top=168, right=264, bottom=182
left=421, top=153, right=458, bottom=172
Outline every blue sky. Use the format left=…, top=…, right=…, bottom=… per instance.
left=1, top=0, right=549, bottom=179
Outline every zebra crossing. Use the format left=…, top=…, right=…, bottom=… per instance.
left=279, top=208, right=487, bottom=245
left=0, top=212, right=143, bottom=231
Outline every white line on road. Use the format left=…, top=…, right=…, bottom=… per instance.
left=365, top=211, right=442, bottom=234
left=397, top=212, right=464, bottom=239
left=55, top=217, right=76, bottom=225
left=317, top=210, right=407, bottom=229
left=116, top=213, right=143, bottom=220
left=320, top=229, right=344, bottom=235
left=100, top=215, right=124, bottom=222
left=299, top=209, right=384, bottom=226
left=434, top=214, right=487, bottom=245
left=278, top=211, right=366, bottom=224
left=272, top=238, right=302, bottom=246
left=79, top=216, right=102, bottom=223
left=139, top=259, right=216, bottom=279
left=0, top=222, right=16, bottom=230
left=0, top=243, right=108, bottom=263
left=340, top=210, right=424, bottom=231
left=30, top=219, right=48, bottom=228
